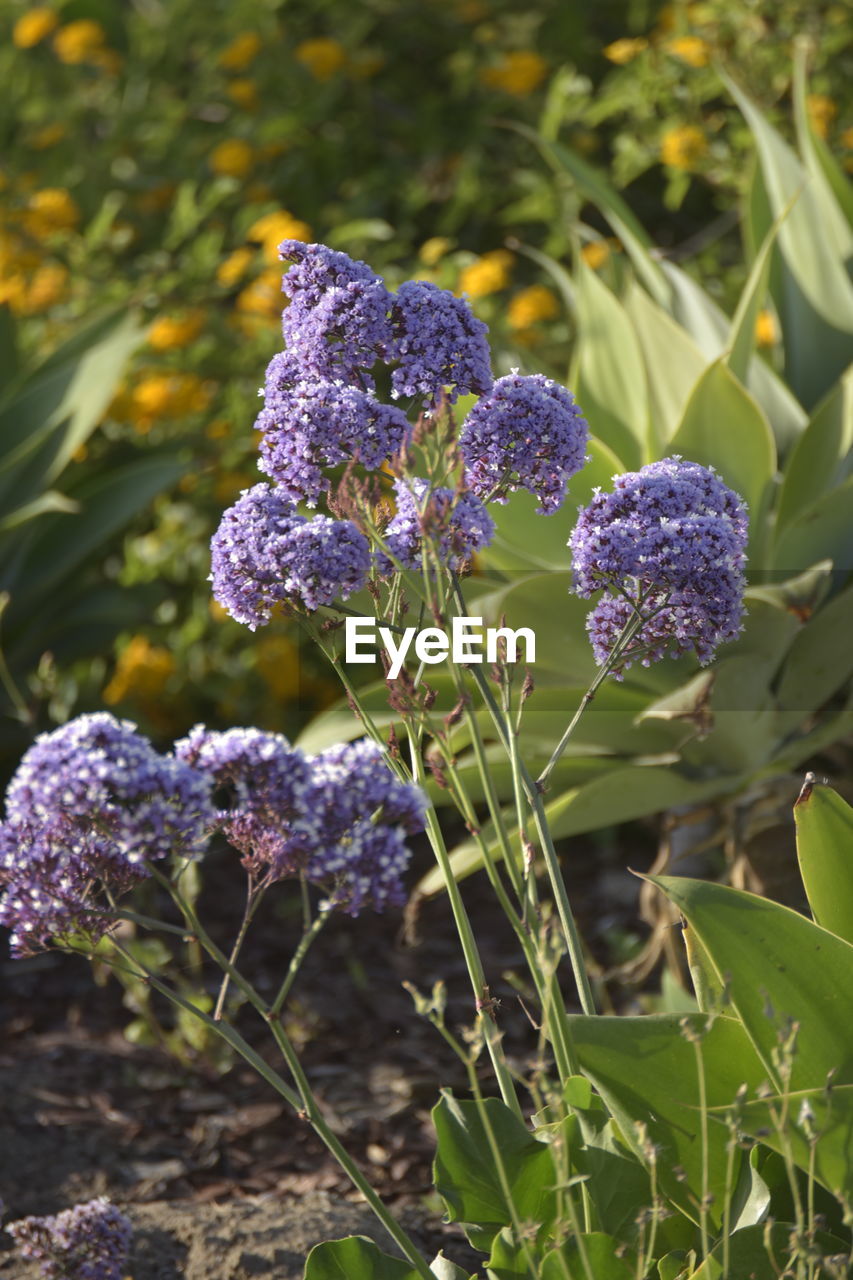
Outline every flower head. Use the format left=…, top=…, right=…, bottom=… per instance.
left=570, top=457, right=748, bottom=672
left=390, top=280, right=493, bottom=405
left=480, top=51, right=548, bottom=96
left=257, top=356, right=410, bottom=504
left=6, top=1197, right=132, bottom=1280
left=457, top=249, right=514, bottom=300
left=279, top=240, right=394, bottom=385
left=295, top=37, right=346, bottom=81
left=660, top=124, right=707, bottom=170
left=175, top=726, right=312, bottom=880
left=52, top=19, right=109, bottom=65
left=460, top=372, right=589, bottom=513
left=13, top=8, right=59, bottom=48
left=378, top=478, right=495, bottom=573
left=210, top=138, right=255, bottom=178
left=210, top=484, right=370, bottom=625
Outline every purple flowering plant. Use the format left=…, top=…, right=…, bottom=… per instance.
left=2, top=241, right=761, bottom=1280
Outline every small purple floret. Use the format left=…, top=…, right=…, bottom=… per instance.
left=6, top=1196, right=132, bottom=1280
left=390, top=281, right=493, bottom=406
left=460, top=372, right=589, bottom=513
left=569, top=457, right=748, bottom=672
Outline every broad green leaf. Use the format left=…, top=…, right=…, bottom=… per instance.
left=304, top=1237, right=419, bottom=1280
left=623, top=282, right=707, bottom=447
left=541, top=1234, right=636, bottom=1279
left=712, top=1084, right=853, bottom=1201
left=794, top=778, right=853, bottom=946
left=775, top=365, right=853, bottom=533
left=773, top=475, right=853, bottom=576
left=792, top=44, right=853, bottom=234
left=668, top=359, right=776, bottom=550
left=574, top=262, right=648, bottom=469
left=0, top=490, right=78, bottom=533
left=689, top=1220, right=850, bottom=1278
left=432, top=1092, right=558, bottom=1251
left=568, top=1013, right=767, bottom=1229
left=429, top=1254, right=476, bottom=1280
left=569, top=1116, right=654, bottom=1243
left=649, top=875, right=853, bottom=1090
left=723, top=72, right=853, bottom=409
left=485, top=1228, right=545, bottom=1280
left=725, top=196, right=792, bottom=385
left=774, top=584, right=853, bottom=716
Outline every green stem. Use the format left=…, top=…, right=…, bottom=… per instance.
left=268, top=911, right=328, bottom=1017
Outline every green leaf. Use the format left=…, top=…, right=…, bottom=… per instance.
left=722, top=71, right=853, bottom=409
left=792, top=43, right=853, bottom=233
left=649, top=875, right=853, bottom=1090
left=623, top=282, right=708, bottom=448
left=725, top=196, right=792, bottom=385
left=0, top=490, right=79, bottom=533
left=573, top=262, right=648, bottom=469
left=304, top=1237, right=419, bottom=1280
left=540, top=1234, right=636, bottom=1279
left=794, top=778, right=853, bottom=946
left=774, top=584, right=853, bottom=716
left=772, top=474, right=853, bottom=576
left=0, top=304, right=19, bottom=391
left=432, top=1091, right=558, bottom=1251
left=429, top=1253, right=475, bottom=1280
left=568, top=1013, right=767, bottom=1229
left=668, top=359, right=776, bottom=551
left=775, top=365, right=853, bottom=534
left=688, top=1220, right=849, bottom=1279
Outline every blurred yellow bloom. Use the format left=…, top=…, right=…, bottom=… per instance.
left=660, top=124, right=707, bottom=169
left=255, top=634, right=301, bottom=700
left=226, top=78, right=259, bottom=111
left=419, top=237, right=453, bottom=266
left=0, top=229, right=40, bottom=274
left=147, top=310, right=205, bottom=351
left=655, top=4, right=677, bottom=32
left=507, top=284, right=559, bottom=330
left=0, top=275, right=28, bottom=312
left=209, top=599, right=231, bottom=622
left=104, top=636, right=175, bottom=705
left=841, top=127, right=853, bottom=150
left=30, top=123, right=67, bottom=149
left=19, top=262, right=68, bottom=314
left=457, top=249, right=514, bottom=299
left=23, top=187, right=80, bottom=236
left=113, top=371, right=212, bottom=432
left=13, top=8, right=59, bottom=48
left=217, top=247, right=254, bottom=287
left=218, top=32, right=262, bottom=71
left=209, top=139, right=255, bottom=178
left=664, top=35, right=710, bottom=67
left=206, top=418, right=231, bottom=439
left=233, top=268, right=285, bottom=332
left=581, top=240, right=610, bottom=270
left=295, top=37, right=346, bottom=82
left=603, top=37, right=647, bottom=65
left=755, top=308, right=778, bottom=347
left=246, top=210, right=312, bottom=262
left=480, top=50, right=548, bottom=96
left=806, top=94, right=837, bottom=139
left=53, top=19, right=108, bottom=65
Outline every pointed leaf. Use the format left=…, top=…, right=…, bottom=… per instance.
left=774, top=584, right=853, bottom=714
left=649, top=875, right=853, bottom=1090
left=773, top=475, right=853, bottom=576
left=623, top=282, right=708, bottom=448
left=304, top=1237, right=419, bottom=1280
left=794, top=777, right=853, bottom=946
left=775, top=365, right=853, bottom=533
left=726, top=196, right=793, bottom=384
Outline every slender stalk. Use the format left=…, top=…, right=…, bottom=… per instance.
left=268, top=911, right=328, bottom=1017
left=214, top=875, right=262, bottom=1020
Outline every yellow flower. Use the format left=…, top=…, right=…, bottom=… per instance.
left=19, top=262, right=68, bottom=314
left=603, top=37, right=648, bottom=65
left=664, top=35, right=710, bottom=67
left=419, top=237, right=453, bottom=266
left=295, top=37, right=346, bottom=82
left=226, top=78, right=259, bottom=111
left=841, top=127, right=853, bottom=150
left=806, top=94, right=837, bottom=140
left=506, top=284, right=559, bottom=330
left=217, top=247, right=254, bottom=288
left=246, top=210, right=312, bottom=263
left=209, top=139, right=255, bottom=179
left=233, top=268, right=284, bottom=332
left=23, top=187, right=80, bottom=236
left=218, top=32, right=262, bottom=71
left=581, top=240, right=610, bottom=271
left=255, top=634, right=301, bottom=700
left=30, top=122, right=67, bottom=149
left=754, top=308, right=778, bottom=348
left=660, top=124, right=707, bottom=170
left=118, top=371, right=212, bottom=432
left=147, top=310, right=205, bottom=351
left=480, top=50, right=548, bottom=96
left=53, top=19, right=108, bottom=64
left=13, top=8, right=59, bottom=48
left=104, top=636, right=175, bottom=705
left=0, top=274, right=28, bottom=312
left=655, top=4, right=677, bottom=33
left=457, top=249, right=514, bottom=299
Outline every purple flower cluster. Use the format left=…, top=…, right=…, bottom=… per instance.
left=6, top=1197, right=132, bottom=1280
left=257, top=360, right=410, bottom=506
left=460, top=373, right=589, bottom=514
left=569, top=457, right=748, bottom=672
left=378, top=478, right=495, bottom=573
left=0, top=715, right=216, bottom=956
left=390, top=280, right=493, bottom=406
left=210, top=483, right=371, bottom=626
left=177, top=728, right=425, bottom=912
